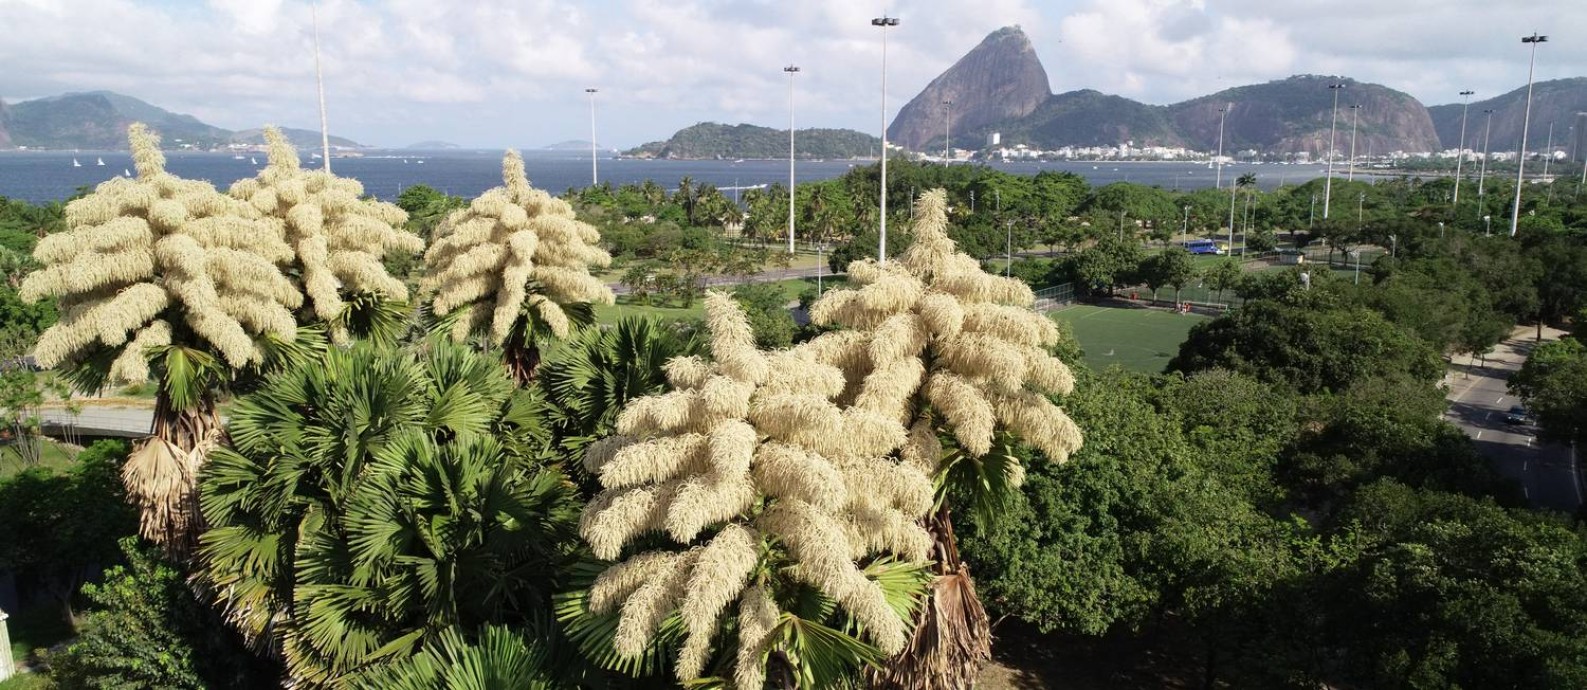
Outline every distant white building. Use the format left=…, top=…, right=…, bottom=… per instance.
left=987, top=132, right=1001, bottom=147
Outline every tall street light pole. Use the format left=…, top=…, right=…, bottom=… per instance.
left=943, top=99, right=952, bottom=163
left=311, top=1, right=332, bottom=173
left=1511, top=33, right=1547, bottom=237
left=1347, top=104, right=1362, bottom=181
left=1324, top=82, right=1346, bottom=219
left=872, top=14, right=899, bottom=264
left=585, top=88, right=599, bottom=187
left=1452, top=90, right=1475, bottom=215
left=1214, top=106, right=1227, bottom=191
left=1477, top=109, right=1494, bottom=204
left=1542, top=120, right=1555, bottom=182
left=784, top=65, right=800, bottom=255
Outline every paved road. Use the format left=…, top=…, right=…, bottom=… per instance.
left=39, top=405, right=154, bottom=438
left=1445, top=326, right=1582, bottom=513
left=608, top=265, right=837, bottom=296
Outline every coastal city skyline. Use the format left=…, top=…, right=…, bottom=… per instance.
left=0, top=0, right=1580, bottom=148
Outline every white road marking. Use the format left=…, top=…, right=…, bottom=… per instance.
left=1476, top=431, right=1483, bottom=440
left=1524, top=462, right=1529, bottom=471
left=1525, top=486, right=1531, bottom=499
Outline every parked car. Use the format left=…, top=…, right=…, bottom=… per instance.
left=1504, top=405, right=1530, bottom=425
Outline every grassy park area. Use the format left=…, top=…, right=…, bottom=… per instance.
left=1051, top=304, right=1207, bottom=374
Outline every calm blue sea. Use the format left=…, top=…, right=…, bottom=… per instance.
left=0, top=149, right=1343, bottom=205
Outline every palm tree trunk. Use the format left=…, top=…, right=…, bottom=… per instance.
left=124, top=384, right=221, bottom=559
left=504, top=341, right=541, bottom=387
left=869, top=504, right=991, bottom=690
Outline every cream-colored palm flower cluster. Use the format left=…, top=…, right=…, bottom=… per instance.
left=228, top=127, right=422, bottom=343
left=581, top=291, right=934, bottom=690
left=421, top=151, right=613, bottom=344
left=21, top=123, right=300, bottom=382
left=808, top=188, right=1083, bottom=469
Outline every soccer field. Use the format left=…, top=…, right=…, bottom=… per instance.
left=1051, top=304, right=1209, bottom=374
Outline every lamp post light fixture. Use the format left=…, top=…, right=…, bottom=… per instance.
left=872, top=14, right=900, bottom=264
left=784, top=65, right=800, bottom=255
left=943, top=99, right=952, bottom=164
left=1214, top=105, right=1228, bottom=191
left=585, top=88, right=599, bottom=187
left=1477, top=109, right=1495, bottom=203
left=1484, top=214, right=1492, bottom=237
left=1348, top=104, right=1363, bottom=181
left=1452, top=90, right=1475, bottom=214
left=1511, top=33, right=1547, bottom=237
left=1542, top=120, right=1555, bottom=183
left=1182, top=205, right=1191, bottom=245
left=1324, top=82, right=1346, bottom=219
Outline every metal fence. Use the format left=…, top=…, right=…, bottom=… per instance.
left=1033, top=283, right=1074, bottom=312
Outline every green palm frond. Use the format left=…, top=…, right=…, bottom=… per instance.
left=197, top=339, right=581, bottom=685
left=346, top=625, right=555, bottom=690
left=335, top=292, right=413, bottom=349
left=554, top=560, right=685, bottom=679
left=151, top=344, right=226, bottom=411
left=933, top=431, right=1025, bottom=527
left=771, top=613, right=883, bottom=690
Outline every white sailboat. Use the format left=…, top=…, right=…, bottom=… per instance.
left=96, top=157, right=105, bottom=166
left=123, top=168, right=132, bottom=177
left=251, top=157, right=259, bottom=165
left=72, top=158, right=81, bottom=168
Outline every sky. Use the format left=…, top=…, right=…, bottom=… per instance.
left=0, top=0, right=1581, bottom=149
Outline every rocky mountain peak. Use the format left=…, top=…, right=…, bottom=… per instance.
left=887, top=26, right=1051, bottom=151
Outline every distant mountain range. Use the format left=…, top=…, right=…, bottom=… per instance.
left=0, top=91, right=360, bottom=149
left=887, top=26, right=1587, bottom=157
left=625, top=122, right=879, bottom=160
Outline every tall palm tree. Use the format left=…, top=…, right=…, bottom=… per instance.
left=574, top=292, right=933, bottom=689
left=21, top=123, right=304, bottom=556
left=422, top=151, right=614, bottom=385
left=805, top=190, right=1086, bottom=690
left=230, top=127, right=424, bottom=345
left=198, top=339, right=580, bottom=686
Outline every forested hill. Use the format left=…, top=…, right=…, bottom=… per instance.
left=1427, top=78, right=1587, bottom=151
left=624, top=122, right=880, bottom=160
left=0, top=91, right=360, bottom=149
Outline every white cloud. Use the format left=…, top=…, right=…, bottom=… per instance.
left=0, top=0, right=1581, bottom=147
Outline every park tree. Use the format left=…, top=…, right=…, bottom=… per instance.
left=1323, top=481, right=1587, bottom=688
left=198, top=339, right=580, bottom=685
left=1203, top=258, right=1242, bottom=302
left=1170, top=299, right=1443, bottom=394
left=422, top=151, right=614, bottom=384
left=230, top=127, right=424, bottom=345
left=395, top=184, right=467, bottom=240
left=20, top=123, right=303, bottom=554
left=1140, top=248, right=1196, bottom=304
left=1072, top=234, right=1145, bottom=296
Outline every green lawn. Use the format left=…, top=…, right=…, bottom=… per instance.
left=7, top=603, right=74, bottom=669
left=1051, top=304, right=1208, bottom=374
left=0, top=439, right=78, bottom=479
